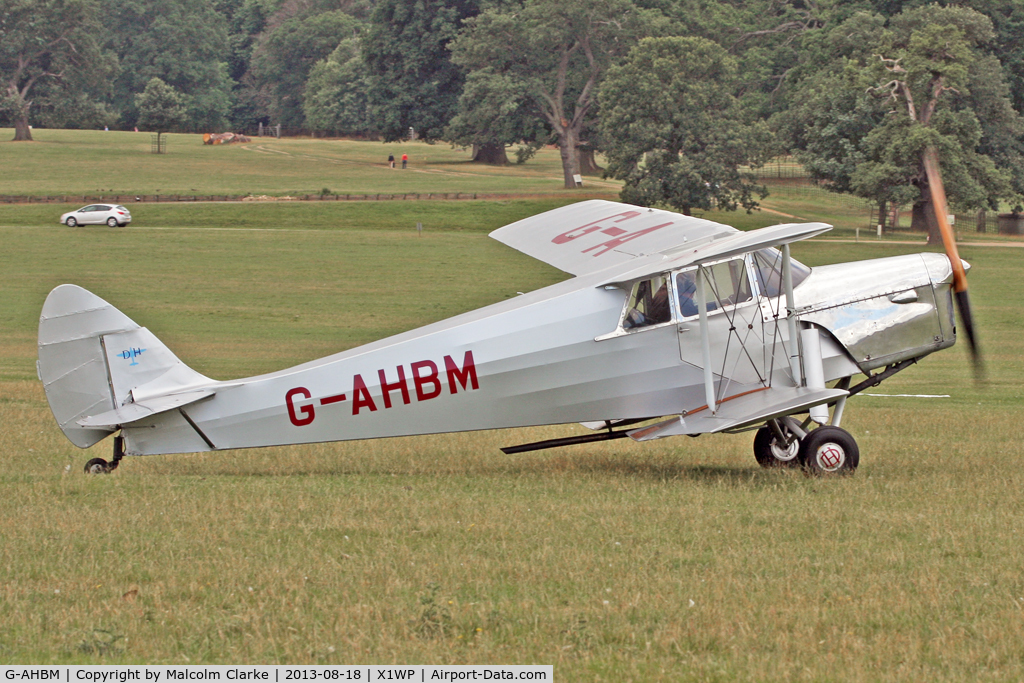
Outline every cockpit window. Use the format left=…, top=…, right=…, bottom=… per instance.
left=678, top=259, right=752, bottom=319
left=622, top=275, right=672, bottom=329
left=612, top=250, right=806, bottom=334
left=752, top=248, right=810, bottom=298
left=676, top=269, right=711, bottom=317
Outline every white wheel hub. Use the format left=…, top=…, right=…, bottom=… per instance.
left=770, top=438, right=799, bottom=462
left=814, top=443, right=846, bottom=471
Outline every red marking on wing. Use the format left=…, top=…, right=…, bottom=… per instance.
left=551, top=211, right=641, bottom=244
left=582, top=222, right=674, bottom=257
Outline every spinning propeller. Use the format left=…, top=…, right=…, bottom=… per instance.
left=921, top=146, right=984, bottom=377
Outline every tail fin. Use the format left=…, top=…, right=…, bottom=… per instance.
left=38, top=285, right=213, bottom=448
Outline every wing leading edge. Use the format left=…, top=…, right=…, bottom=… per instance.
left=489, top=200, right=831, bottom=281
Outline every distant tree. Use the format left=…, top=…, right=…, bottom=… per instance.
left=214, top=0, right=268, bottom=84
left=451, top=0, right=653, bottom=188
left=775, top=12, right=898, bottom=226
left=247, top=10, right=363, bottom=130
left=106, top=0, right=233, bottom=130
left=975, top=0, right=1024, bottom=118
left=599, top=36, right=772, bottom=215
left=136, top=78, right=187, bottom=150
left=363, top=0, right=481, bottom=143
left=30, top=84, right=117, bottom=131
left=303, top=38, right=377, bottom=137
left=863, top=7, right=1017, bottom=239
left=784, top=5, right=1023, bottom=240
left=849, top=0, right=1024, bottom=116
left=444, top=69, right=540, bottom=165
left=214, top=0, right=269, bottom=129
left=0, top=0, right=107, bottom=140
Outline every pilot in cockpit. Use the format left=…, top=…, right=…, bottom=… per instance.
left=624, top=278, right=671, bottom=329
left=677, top=271, right=699, bottom=317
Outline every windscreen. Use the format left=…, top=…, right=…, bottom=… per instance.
left=752, top=248, right=810, bottom=298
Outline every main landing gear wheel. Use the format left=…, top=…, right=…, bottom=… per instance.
left=753, top=424, right=801, bottom=468
left=799, top=426, right=859, bottom=476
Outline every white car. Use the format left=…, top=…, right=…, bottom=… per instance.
left=60, top=204, right=132, bottom=227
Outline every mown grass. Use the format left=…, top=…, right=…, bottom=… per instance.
left=2, top=133, right=1024, bottom=679
left=7, top=127, right=1018, bottom=244
left=0, top=128, right=621, bottom=198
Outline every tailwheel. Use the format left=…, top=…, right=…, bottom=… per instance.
left=753, top=422, right=801, bottom=468
left=799, top=426, right=859, bottom=476
left=83, top=435, right=126, bottom=475
left=84, top=457, right=111, bottom=474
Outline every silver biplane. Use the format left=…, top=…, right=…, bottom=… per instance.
left=38, top=187, right=977, bottom=477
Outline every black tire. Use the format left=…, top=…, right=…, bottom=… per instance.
left=66, top=217, right=77, bottom=227
left=84, top=457, right=110, bottom=474
left=799, top=426, right=859, bottom=476
left=753, top=425, right=801, bottom=468
left=106, top=217, right=118, bottom=227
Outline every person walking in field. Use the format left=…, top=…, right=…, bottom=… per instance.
left=388, top=153, right=395, bottom=169
left=401, top=153, right=408, bottom=169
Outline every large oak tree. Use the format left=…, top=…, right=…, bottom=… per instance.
left=363, top=0, right=480, bottom=143
left=0, top=0, right=106, bottom=140
left=106, top=0, right=233, bottom=130
left=451, top=0, right=653, bottom=188
left=784, top=5, right=1023, bottom=240
left=247, top=9, right=362, bottom=130
left=599, top=36, right=772, bottom=214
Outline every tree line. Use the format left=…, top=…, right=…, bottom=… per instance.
left=4, top=0, right=1024, bottom=233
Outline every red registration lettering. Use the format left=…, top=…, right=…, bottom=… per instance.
left=581, top=222, right=674, bottom=256
left=444, top=351, right=479, bottom=394
left=378, top=365, right=411, bottom=408
left=286, top=387, right=315, bottom=426
left=411, top=360, right=442, bottom=401
left=352, top=373, right=378, bottom=415
left=287, top=350, right=479, bottom=422
left=552, top=211, right=641, bottom=244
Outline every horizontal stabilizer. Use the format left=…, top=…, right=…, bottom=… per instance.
left=628, top=387, right=848, bottom=441
left=78, top=388, right=215, bottom=428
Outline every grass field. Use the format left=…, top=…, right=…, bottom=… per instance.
left=2, top=131, right=1024, bottom=680
left=0, top=127, right=917, bottom=238
left=0, top=128, right=622, bottom=198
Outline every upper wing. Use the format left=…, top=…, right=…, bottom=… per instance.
left=489, top=200, right=831, bottom=279
left=489, top=200, right=736, bottom=276
left=604, top=220, right=832, bottom=285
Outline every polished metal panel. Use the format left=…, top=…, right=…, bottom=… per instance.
left=797, top=253, right=955, bottom=371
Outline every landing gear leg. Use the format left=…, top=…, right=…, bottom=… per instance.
left=753, top=420, right=801, bottom=468
left=83, top=435, right=125, bottom=474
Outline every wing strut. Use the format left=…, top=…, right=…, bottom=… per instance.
left=696, top=266, right=717, bottom=413
left=500, top=430, right=633, bottom=454
left=782, top=244, right=803, bottom=386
